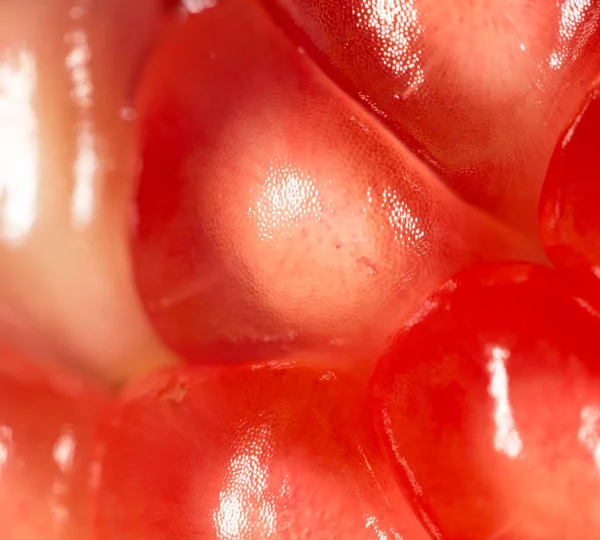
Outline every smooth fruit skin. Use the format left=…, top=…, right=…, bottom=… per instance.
left=95, top=363, right=431, bottom=539
left=131, top=0, right=536, bottom=369
left=370, top=261, right=600, bottom=540
left=540, top=85, right=600, bottom=298
left=0, top=0, right=181, bottom=385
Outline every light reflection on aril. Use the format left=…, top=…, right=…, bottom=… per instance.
left=53, top=428, right=76, bottom=473
left=212, top=423, right=282, bottom=539
left=487, top=346, right=523, bottom=459
left=365, top=514, right=402, bottom=540
left=0, top=49, right=39, bottom=246
left=578, top=405, right=600, bottom=469
left=247, top=160, right=327, bottom=245
left=352, top=0, right=425, bottom=97
left=247, top=157, right=427, bottom=256
left=0, top=426, right=13, bottom=479
left=51, top=427, right=76, bottom=533
left=183, top=0, right=218, bottom=14
left=547, top=0, right=594, bottom=71
left=375, top=184, right=426, bottom=254
left=65, top=17, right=98, bottom=230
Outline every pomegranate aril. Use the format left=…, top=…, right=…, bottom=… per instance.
left=131, top=0, right=536, bottom=370
left=0, top=0, right=179, bottom=386
left=0, top=345, right=107, bottom=540
left=540, top=84, right=600, bottom=298
left=95, top=363, right=430, bottom=539
left=261, top=0, right=600, bottom=235
left=369, top=261, right=600, bottom=540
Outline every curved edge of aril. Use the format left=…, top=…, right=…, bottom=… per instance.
left=92, top=362, right=433, bottom=539
left=539, top=81, right=600, bottom=305
left=128, top=0, right=543, bottom=375
left=369, top=260, right=600, bottom=540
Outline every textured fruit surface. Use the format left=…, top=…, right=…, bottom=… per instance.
left=0, top=346, right=107, bottom=540
left=540, top=85, right=600, bottom=297
left=370, top=261, right=600, bottom=539
left=262, top=0, right=600, bottom=234
left=95, top=363, right=431, bottom=539
left=131, top=0, right=536, bottom=369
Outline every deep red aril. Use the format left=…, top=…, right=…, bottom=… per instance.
left=0, top=345, right=107, bottom=540
left=95, top=363, right=431, bottom=539
left=540, top=85, right=600, bottom=300
left=369, top=261, right=600, bottom=539
left=261, top=0, right=600, bottom=235
left=131, top=0, right=538, bottom=370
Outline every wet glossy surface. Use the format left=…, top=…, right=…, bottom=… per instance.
left=0, top=0, right=180, bottom=385
left=370, top=261, right=600, bottom=539
left=0, top=345, right=107, bottom=540
left=95, top=363, right=430, bottom=539
left=0, top=1, right=598, bottom=538
left=132, top=0, right=538, bottom=370
left=540, top=84, right=600, bottom=298
left=262, top=0, right=600, bottom=234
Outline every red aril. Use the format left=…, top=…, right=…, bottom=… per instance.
left=370, top=261, right=600, bottom=539
left=0, top=345, right=107, bottom=540
left=540, top=84, right=600, bottom=298
left=261, top=0, right=600, bottom=235
left=95, top=363, right=431, bottom=539
left=131, top=0, right=538, bottom=370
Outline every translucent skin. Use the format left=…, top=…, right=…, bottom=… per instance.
left=0, top=347, right=107, bottom=540
left=132, top=0, right=539, bottom=369
left=0, top=0, right=179, bottom=385
left=261, top=0, right=600, bottom=235
left=0, top=1, right=599, bottom=538
left=95, top=364, right=430, bottom=539
left=370, top=261, right=600, bottom=539
left=540, top=85, right=600, bottom=297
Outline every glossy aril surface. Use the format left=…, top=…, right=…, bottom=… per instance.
left=95, top=363, right=431, bottom=539
left=0, top=0, right=599, bottom=538
left=0, top=0, right=179, bottom=385
left=540, top=85, right=600, bottom=297
left=0, top=346, right=107, bottom=540
left=263, top=0, right=600, bottom=234
left=132, top=0, right=537, bottom=369
left=370, top=261, right=600, bottom=539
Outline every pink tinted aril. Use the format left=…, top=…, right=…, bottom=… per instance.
left=131, top=0, right=536, bottom=370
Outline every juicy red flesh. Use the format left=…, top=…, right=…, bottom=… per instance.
left=370, top=261, right=600, bottom=539
left=95, top=364, right=430, bottom=539
left=0, top=347, right=107, bottom=540
left=261, top=0, right=600, bottom=234
left=0, top=0, right=599, bottom=538
left=540, top=85, right=600, bottom=297
left=131, top=0, right=538, bottom=369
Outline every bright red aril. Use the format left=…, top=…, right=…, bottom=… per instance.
left=370, top=261, right=600, bottom=539
left=0, top=346, right=107, bottom=540
left=130, top=0, right=538, bottom=370
left=262, top=0, right=600, bottom=235
left=95, top=363, right=431, bottom=539
left=540, top=84, right=600, bottom=299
